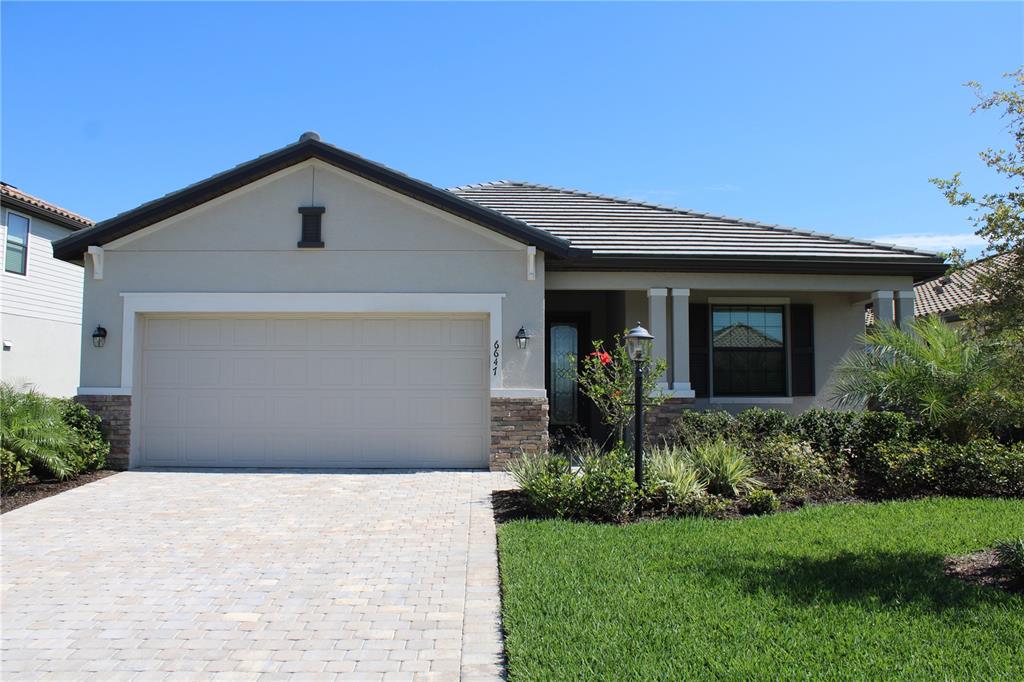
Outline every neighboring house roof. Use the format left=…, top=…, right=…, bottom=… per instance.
left=52, top=133, right=571, bottom=261
left=451, top=181, right=945, bottom=280
left=1, top=182, right=93, bottom=231
left=913, top=252, right=1015, bottom=319
left=712, top=323, right=783, bottom=348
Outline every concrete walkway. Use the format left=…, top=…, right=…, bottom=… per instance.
left=1, top=470, right=508, bottom=681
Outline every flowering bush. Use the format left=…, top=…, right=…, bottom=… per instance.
left=574, top=331, right=668, bottom=441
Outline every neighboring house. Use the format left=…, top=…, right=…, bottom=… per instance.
left=913, top=252, right=1014, bottom=324
left=53, top=133, right=945, bottom=470
left=1, top=183, right=92, bottom=396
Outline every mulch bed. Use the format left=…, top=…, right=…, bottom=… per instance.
left=1, top=470, right=118, bottom=514
left=945, top=549, right=1023, bottom=595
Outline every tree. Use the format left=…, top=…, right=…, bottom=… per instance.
left=573, top=331, right=668, bottom=444
left=931, top=68, right=1024, bottom=336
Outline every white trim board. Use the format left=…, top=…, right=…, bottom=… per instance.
left=117, top=292, right=508, bottom=391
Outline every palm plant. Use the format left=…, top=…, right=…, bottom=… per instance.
left=831, top=316, right=1022, bottom=442
left=0, top=383, right=75, bottom=481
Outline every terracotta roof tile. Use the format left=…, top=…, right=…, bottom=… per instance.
left=1, top=182, right=93, bottom=229
left=913, top=252, right=1015, bottom=318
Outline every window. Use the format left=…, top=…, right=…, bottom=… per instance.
left=5, top=212, right=30, bottom=275
left=711, top=305, right=786, bottom=396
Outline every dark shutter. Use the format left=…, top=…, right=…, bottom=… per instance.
left=689, top=303, right=710, bottom=397
left=297, top=206, right=325, bottom=248
left=789, top=304, right=815, bottom=396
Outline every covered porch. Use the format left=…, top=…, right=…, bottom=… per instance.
left=543, top=271, right=917, bottom=441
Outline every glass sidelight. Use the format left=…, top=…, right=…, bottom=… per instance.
left=549, top=323, right=579, bottom=425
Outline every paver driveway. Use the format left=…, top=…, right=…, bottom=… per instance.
left=1, top=470, right=508, bottom=681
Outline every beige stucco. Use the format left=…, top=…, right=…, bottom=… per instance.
left=79, top=161, right=546, bottom=391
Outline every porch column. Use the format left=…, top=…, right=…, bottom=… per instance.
left=895, top=290, right=916, bottom=330
left=647, top=288, right=669, bottom=387
left=871, top=290, right=894, bottom=326
left=670, top=288, right=694, bottom=396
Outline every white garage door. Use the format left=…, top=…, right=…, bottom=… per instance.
left=138, top=314, right=490, bottom=468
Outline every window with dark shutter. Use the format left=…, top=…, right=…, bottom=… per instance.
left=689, top=303, right=710, bottom=397
left=297, top=206, right=325, bottom=248
left=711, top=305, right=786, bottom=396
left=789, top=304, right=815, bottom=396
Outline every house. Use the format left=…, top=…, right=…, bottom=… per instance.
left=1, top=183, right=93, bottom=396
left=913, top=252, right=1014, bottom=324
left=53, top=133, right=945, bottom=470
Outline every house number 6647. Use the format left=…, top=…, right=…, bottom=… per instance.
left=492, top=340, right=500, bottom=376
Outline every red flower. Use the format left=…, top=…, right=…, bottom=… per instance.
left=590, top=350, right=612, bottom=365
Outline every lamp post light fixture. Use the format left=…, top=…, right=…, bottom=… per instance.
left=515, top=326, right=531, bottom=350
left=625, top=322, right=654, bottom=487
left=92, top=325, right=108, bottom=348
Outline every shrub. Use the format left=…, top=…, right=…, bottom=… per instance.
left=688, top=438, right=760, bottom=497
left=508, top=451, right=579, bottom=518
left=994, top=538, right=1024, bottom=580
left=749, top=434, right=853, bottom=501
left=1, top=448, right=29, bottom=493
left=735, top=408, right=790, bottom=442
left=576, top=450, right=641, bottom=522
left=0, top=383, right=75, bottom=481
left=744, top=489, right=780, bottom=515
left=847, top=411, right=915, bottom=462
left=509, top=448, right=641, bottom=522
left=669, top=410, right=737, bottom=450
left=786, top=409, right=857, bottom=455
left=865, top=439, right=1024, bottom=499
left=58, top=399, right=109, bottom=474
left=646, top=443, right=706, bottom=508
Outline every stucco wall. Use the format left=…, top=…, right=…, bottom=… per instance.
left=78, top=161, right=546, bottom=391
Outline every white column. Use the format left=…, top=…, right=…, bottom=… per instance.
left=647, top=288, right=669, bottom=387
left=895, top=290, right=916, bottom=330
left=871, top=291, right=894, bottom=326
left=670, top=288, right=694, bottom=396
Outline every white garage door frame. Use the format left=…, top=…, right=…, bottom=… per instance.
left=100, top=292, right=524, bottom=468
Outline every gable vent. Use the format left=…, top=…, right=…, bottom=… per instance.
left=297, top=206, right=326, bottom=248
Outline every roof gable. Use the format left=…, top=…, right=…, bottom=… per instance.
left=53, top=134, right=569, bottom=261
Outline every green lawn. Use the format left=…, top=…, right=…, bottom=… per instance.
left=497, top=498, right=1024, bottom=681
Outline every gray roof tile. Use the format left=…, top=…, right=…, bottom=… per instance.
left=450, top=181, right=940, bottom=261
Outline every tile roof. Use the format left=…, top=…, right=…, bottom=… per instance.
left=913, top=252, right=1015, bottom=318
left=450, top=181, right=940, bottom=261
left=1, top=182, right=93, bottom=230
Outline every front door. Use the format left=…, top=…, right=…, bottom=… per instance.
left=545, top=313, right=590, bottom=440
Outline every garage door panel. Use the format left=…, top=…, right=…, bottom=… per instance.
left=186, top=318, right=223, bottom=346
left=360, top=358, right=397, bottom=387
left=139, top=314, right=489, bottom=468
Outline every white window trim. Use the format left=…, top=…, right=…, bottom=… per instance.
left=4, top=209, right=31, bottom=276
left=104, top=292, right=508, bottom=394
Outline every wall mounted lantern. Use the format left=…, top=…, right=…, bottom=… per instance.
left=92, top=325, right=108, bottom=348
left=515, top=326, right=531, bottom=350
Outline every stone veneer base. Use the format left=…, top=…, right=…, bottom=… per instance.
left=74, top=394, right=553, bottom=472
left=490, top=397, right=549, bottom=471
left=75, top=395, right=132, bottom=470
left=645, top=396, right=697, bottom=443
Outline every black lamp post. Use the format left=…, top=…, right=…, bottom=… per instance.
left=625, top=322, right=654, bottom=487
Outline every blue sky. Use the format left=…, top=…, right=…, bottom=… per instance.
left=2, top=2, right=1021, bottom=256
